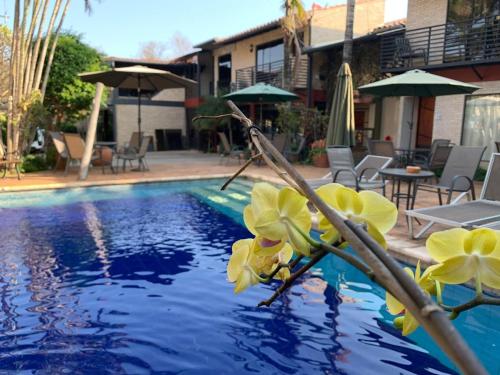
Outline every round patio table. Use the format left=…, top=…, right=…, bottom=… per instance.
left=379, top=168, right=434, bottom=210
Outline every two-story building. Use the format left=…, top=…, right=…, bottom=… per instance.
left=192, top=0, right=386, bottom=114
left=378, top=0, right=500, bottom=159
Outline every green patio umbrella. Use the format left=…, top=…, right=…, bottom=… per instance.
left=326, top=63, right=355, bottom=146
left=358, top=69, right=480, bottom=149
left=224, top=83, right=299, bottom=125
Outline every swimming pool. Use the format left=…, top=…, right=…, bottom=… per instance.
left=0, top=179, right=497, bottom=374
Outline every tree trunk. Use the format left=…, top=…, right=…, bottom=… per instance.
left=22, top=0, right=42, bottom=97
left=32, top=0, right=62, bottom=91
left=79, top=82, right=104, bottom=180
left=342, top=0, right=355, bottom=64
left=25, top=0, right=50, bottom=95
left=41, top=0, right=71, bottom=99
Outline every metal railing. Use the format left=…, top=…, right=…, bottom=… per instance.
left=380, top=16, right=500, bottom=72
left=234, top=57, right=308, bottom=91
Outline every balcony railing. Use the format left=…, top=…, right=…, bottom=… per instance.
left=234, top=57, right=308, bottom=91
left=380, top=16, right=500, bottom=72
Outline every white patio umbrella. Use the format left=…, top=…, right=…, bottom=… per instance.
left=79, top=65, right=197, bottom=137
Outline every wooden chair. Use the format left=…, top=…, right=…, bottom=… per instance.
left=63, top=133, right=99, bottom=175
left=0, top=142, right=22, bottom=180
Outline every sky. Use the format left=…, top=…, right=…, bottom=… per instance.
left=2, top=0, right=407, bottom=58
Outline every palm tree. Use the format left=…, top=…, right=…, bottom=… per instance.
left=281, top=0, right=308, bottom=90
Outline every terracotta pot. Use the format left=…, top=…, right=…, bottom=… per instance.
left=312, top=153, right=329, bottom=168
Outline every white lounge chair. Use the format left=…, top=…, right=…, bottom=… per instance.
left=406, top=153, right=500, bottom=239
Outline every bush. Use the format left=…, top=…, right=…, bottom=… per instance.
left=21, top=154, right=48, bottom=173
left=59, top=123, right=78, bottom=133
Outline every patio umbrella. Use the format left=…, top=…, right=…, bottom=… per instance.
left=79, top=65, right=196, bottom=138
left=326, top=63, right=355, bottom=146
left=358, top=69, right=480, bottom=149
left=223, top=83, right=299, bottom=125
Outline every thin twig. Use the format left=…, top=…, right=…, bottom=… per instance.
left=440, top=295, right=500, bottom=317
left=261, top=255, right=306, bottom=282
left=221, top=153, right=262, bottom=191
left=258, top=250, right=327, bottom=307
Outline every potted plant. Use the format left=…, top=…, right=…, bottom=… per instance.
left=310, top=139, right=329, bottom=168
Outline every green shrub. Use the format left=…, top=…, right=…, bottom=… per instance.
left=59, top=123, right=78, bottom=133
left=474, top=167, right=487, bottom=181
left=21, top=154, right=48, bottom=173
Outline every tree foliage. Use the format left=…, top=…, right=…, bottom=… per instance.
left=44, top=33, right=106, bottom=125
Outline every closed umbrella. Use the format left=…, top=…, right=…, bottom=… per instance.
left=326, top=63, right=355, bottom=146
left=358, top=69, right=480, bottom=149
left=79, top=65, right=196, bottom=138
left=224, top=83, right=299, bottom=125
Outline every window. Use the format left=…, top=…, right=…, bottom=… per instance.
left=256, top=40, right=284, bottom=68
left=462, top=94, right=500, bottom=160
left=217, top=54, right=232, bottom=93
left=448, top=0, right=500, bottom=23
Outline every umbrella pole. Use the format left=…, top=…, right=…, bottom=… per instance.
left=407, top=96, right=416, bottom=151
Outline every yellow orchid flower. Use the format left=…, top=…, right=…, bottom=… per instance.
left=244, top=183, right=312, bottom=256
left=386, top=261, right=435, bottom=335
left=227, top=239, right=261, bottom=294
left=426, top=228, right=500, bottom=290
left=315, top=183, right=397, bottom=248
left=227, top=238, right=294, bottom=293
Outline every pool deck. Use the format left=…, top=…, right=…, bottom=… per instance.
left=0, top=150, right=484, bottom=268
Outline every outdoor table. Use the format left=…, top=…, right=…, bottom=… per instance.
left=378, top=168, right=434, bottom=210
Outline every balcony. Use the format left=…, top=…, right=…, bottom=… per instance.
left=233, top=57, right=308, bottom=91
left=380, top=16, right=500, bottom=72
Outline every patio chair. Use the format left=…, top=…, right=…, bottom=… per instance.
left=0, top=142, right=22, bottom=180
left=367, top=139, right=403, bottom=166
left=120, top=131, right=143, bottom=154
left=416, top=144, right=453, bottom=173
left=115, top=136, right=152, bottom=172
left=63, top=133, right=99, bottom=176
left=394, top=36, right=428, bottom=67
left=307, top=146, right=392, bottom=195
left=49, top=131, right=68, bottom=170
left=218, top=132, right=244, bottom=165
left=413, top=139, right=451, bottom=168
left=407, top=153, right=500, bottom=239
left=414, top=145, right=485, bottom=205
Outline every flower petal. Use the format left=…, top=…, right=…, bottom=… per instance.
left=251, top=182, right=279, bottom=214
left=278, top=187, right=308, bottom=220
left=331, top=185, right=363, bottom=215
left=359, top=191, right=397, bottom=234
left=464, top=228, right=497, bottom=256
left=429, top=255, right=476, bottom=285
left=315, top=183, right=344, bottom=208
left=227, top=239, right=252, bottom=282
left=426, top=228, right=469, bottom=263
left=234, top=269, right=258, bottom=294
left=285, top=223, right=311, bottom=256
left=386, top=291, right=404, bottom=315
left=320, top=226, right=340, bottom=244
left=253, top=209, right=285, bottom=241
left=366, top=220, right=388, bottom=249
left=478, top=257, right=500, bottom=290
left=402, top=311, right=419, bottom=336
left=243, top=205, right=257, bottom=236
left=254, top=237, right=285, bottom=256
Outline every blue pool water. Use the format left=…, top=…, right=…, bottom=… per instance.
left=0, top=179, right=497, bottom=374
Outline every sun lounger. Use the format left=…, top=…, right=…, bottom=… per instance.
left=407, top=153, right=500, bottom=239
left=308, top=146, right=392, bottom=194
